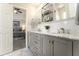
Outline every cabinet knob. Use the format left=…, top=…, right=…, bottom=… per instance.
left=52, top=41, right=54, bottom=44
left=49, top=40, right=51, bottom=43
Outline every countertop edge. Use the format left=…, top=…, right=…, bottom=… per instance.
left=27, top=31, right=79, bottom=41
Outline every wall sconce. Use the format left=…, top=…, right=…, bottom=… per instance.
left=21, top=24, right=26, bottom=32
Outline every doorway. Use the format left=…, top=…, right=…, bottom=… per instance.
left=13, top=7, right=26, bottom=51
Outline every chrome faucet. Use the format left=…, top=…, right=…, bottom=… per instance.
left=60, top=28, right=65, bottom=33
left=57, top=28, right=65, bottom=34
left=58, top=28, right=70, bottom=34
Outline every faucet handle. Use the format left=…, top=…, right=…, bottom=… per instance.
left=60, top=28, right=65, bottom=33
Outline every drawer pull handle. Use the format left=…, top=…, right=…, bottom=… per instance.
left=52, top=41, right=54, bottom=44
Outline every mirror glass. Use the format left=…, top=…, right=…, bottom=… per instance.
left=41, top=3, right=77, bottom=22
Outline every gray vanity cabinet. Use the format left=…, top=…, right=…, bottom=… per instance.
left=27, top=32, right=43, bottom=56
left=54, top=38, right=72, bottom=56
left=42, top=35, right=54, bottom=56
left=43, top=35, right=72, bottom=56
left=73, top=40, right=79, bottom=56
left=27, top=32, right=72, bottom=56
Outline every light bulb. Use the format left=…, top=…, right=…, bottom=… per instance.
left=22, top=24, right=26, bottom=32
left=14, top=10, right=17, bottom=13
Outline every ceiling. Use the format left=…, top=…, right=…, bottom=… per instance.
left=12, top=3, right=43, bottom=8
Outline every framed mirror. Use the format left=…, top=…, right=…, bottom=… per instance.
left=41, top=3, right=77, bottom=22
left=41, top=3, right=54, bottom=22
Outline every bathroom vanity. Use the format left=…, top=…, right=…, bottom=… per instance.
left=27, top=31, right=76, bottom=56
left=26, top=3, right=79, bottom=56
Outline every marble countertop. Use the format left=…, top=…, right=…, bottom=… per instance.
left=28, top=30, right=79, bottom=41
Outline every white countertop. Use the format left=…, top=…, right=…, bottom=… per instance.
left=28, top=30, right=79, bottom=41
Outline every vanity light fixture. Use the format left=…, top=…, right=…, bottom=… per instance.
left=21, top=24, right=26, bottom=32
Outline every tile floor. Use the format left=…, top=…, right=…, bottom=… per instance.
left=4, top=48, right=33, bottom=56
left=4, top=37, right=33, bottom=56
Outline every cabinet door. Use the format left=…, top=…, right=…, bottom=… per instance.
left=43, top=35, right=54, bottom=56
left=32, top=33, right=42, bottom=56
left=54, top=38, right=72, bottom=56
left=29, top=32, right=43, bottom=56
left=73, top=40, right=79, bottom=56
left=43, top=37, right=51, bottom=56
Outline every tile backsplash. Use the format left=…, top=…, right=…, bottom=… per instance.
left=37, top=17, right=79, bottom=36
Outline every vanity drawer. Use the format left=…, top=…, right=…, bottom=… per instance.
left=34, top=33, right=41, bottom=40
left=29, top=32, right=43, bottom=56
left=32, top=46, right=41, bottom=56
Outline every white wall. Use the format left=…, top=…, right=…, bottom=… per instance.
left=26, top=4, right=44, bottom=31
left=0, top=3, right=13, bottom=55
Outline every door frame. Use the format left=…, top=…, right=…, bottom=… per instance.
left=13, top=6, right=26, bottom=51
